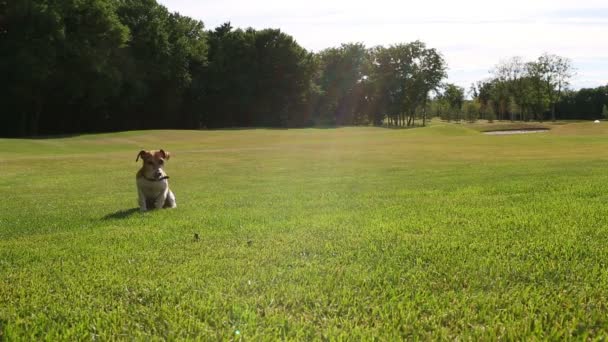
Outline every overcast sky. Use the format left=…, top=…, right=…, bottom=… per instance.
left=158, top=0, right=608, bottom=91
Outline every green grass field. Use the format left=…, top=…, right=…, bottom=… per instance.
left=2, top=122, right=608, bottom=339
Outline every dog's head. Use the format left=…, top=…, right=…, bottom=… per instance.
left=136, top=149, right=171, bottom=180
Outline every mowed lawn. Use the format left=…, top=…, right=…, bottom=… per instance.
left=2, top=122, right=608, bottom=339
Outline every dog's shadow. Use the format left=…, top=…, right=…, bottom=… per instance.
left=102, top=208, right=140, bottom=220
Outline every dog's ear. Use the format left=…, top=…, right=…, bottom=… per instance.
left=160, top=149, right=170, bottom=160
left=136, top=150, right=146, bottom=162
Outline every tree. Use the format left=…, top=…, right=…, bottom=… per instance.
left=507, top=97, right=520, bottom=121
left=442, top=83, right=465, bottom=121
left=0, top=0, right=129, bottom=136
left=371, top=41, right=446, bottom=127
left=250, top=28, right=316, bottom=127
left=116, top=0, right=207, bottom=130
left=204, top=24, right=315, bottom=128
left=463, top=100, right=481, bottom=123
left=492, top=57, right=526, bottom=121
left=203, top=23, right=254, bottom=127
left=400, top=42, right=447, bottom=126
left=484, top=100, right=497, bottom=122
left=536, top=53, right=574, bottom=122
left=525, top=61, right=550, bottom=121
left=314, top=43, right=370, bottom=125
left=481, top=54, right=575, bottom=122
left=168, top=13, right=208, bottom=128
left=428, top=97, right=450, bottom=121
left=556, top=85, right=608, bottom=120
left=0, top=0, right=64, bottom=136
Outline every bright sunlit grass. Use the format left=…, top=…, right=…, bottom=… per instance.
left=1, top=122, right=608, bottom=339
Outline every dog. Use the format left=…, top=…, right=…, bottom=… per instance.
left=136, top=149, right=177, bottom=211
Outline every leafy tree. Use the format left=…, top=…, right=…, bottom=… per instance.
left=168, top=13, right=208, bottom=128
left=250, top=28, right=316, bottom=127
left=463, top=100, right=481, bottom=123
left=525, top=61, right=550, bottom=121
left=0, top=0, right=63, bottom=136
left=482, top=54, right=574, bottom=122
left=314, top=43, right=370, bottom=125
left=492, top=57, right=526, bottom=121
left=536, top=53, right=574, bottom=122
left=556, top=85, right=608, bottom=120
left=442, top=83, right=465, bottom=121
left=484, top=100, right=497, bottom=122
left=428, top=97, right=450, bottom=121
left=203, top=24, right=315, bottom=128
left=507, top=98, right=520, bottom=122
left=5, top=0, right=594, bottom=137
left=1, top=0, right=128, bottom=136
left=371, top=41, right=446, bottom=127
left=115, top=0, right=207, bottom=130
left=203, top=23, right=253, bottom=127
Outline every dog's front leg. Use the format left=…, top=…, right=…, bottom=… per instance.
left=138, top=188, right=148, bottom=212
left=154, top=189, right=169, bottom=209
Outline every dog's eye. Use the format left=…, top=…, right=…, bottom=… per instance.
left=158, top=160, right=164, bottom=165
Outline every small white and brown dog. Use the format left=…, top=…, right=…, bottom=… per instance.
left=136, top=149, right=176, bottom=211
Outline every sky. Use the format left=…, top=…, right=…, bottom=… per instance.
left=158, top=0, right=608, bottom=91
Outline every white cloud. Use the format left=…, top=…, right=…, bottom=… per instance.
left=159, top=0, right=608, bottom=89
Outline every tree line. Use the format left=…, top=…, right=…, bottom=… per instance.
left=430, top=55, right=608, bottom=123
left=1, top=0, right=446, bottom=137
left=2, top=0, right=607, bottom=137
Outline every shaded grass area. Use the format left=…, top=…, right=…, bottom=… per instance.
left=1, top=123, right=608, bottom=339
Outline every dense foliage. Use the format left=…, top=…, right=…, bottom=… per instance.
left=1, top=0, right=446, bottom=136
left=2, top=0, right=207, bottom=136
left=1, top=0, right=606, bottom=136
left=429, top=55, right=607, bottom=123
left=556, top=85, right=608, bottom=120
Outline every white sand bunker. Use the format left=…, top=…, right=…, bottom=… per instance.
left=484, top=129, right=549, bottom=135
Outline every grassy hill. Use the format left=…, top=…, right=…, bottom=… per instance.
left=2, top=122, right=608, bottom=339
